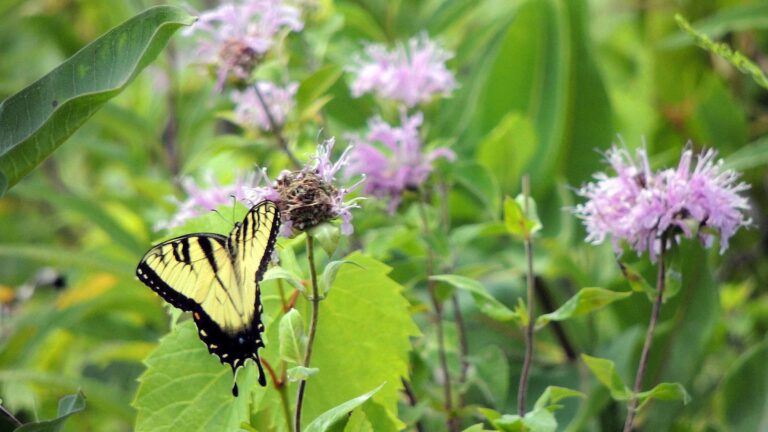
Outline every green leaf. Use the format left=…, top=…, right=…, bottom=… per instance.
left=664, top=4, right=768, bottom=48
left=452, top=161, right=501, bottom=219
left=535, top=288, right=631, bottom=329
left=476, top=113, right=537, bottom=194
left=301, top=253, right=417, bottom=428
left=321, top=260, right=364, bottom=296
left=618, top=261, right=655, bottom=299
left=287, top=366, right=319, bottom=382
left=132, top=321, right=258, bottom=432
left=533, top=386, right=585, bottom=411
left=675, top=14, right=768, bottom=90
left=279, top=309, right=305, bottom=365
left=430, top=274, right=517, bottom=322
left=310, top=223, right=341, bottom=256
left=490, top=409, right=557, bottom=432
left=721, top=341, right=768, bottom=432
left=304, top=384, right=385, bottom=432
left=473, top=345, right=510, bottom=409
left=264, top=266, right=306, bottom=294
left=0, top=6, right=195, bottom=191
left=297, top=65, right=343, bottom=121
left=462, top=425, right=490, bottom=432
left=581, top=354, right=631, bottom=401
left=503, top=195, right=541, bottom=239
left=636, top=382, right=691, bottom=410
left=14, top=391, right=86, bottom=432
left=0, top=171, right=6, bottom=197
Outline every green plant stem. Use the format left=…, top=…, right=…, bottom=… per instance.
left=278, top=376, right=293, bottom=432
left=416, top=196, right=457, bottom=432
left=0, top=403, right=21, bottom=427
left=517, top=176, right=535, bottom=416
left=252, top=84, right=301, bottom=169
left=623, top=236, right=667, bottom=432
left=294, top=234, right=321, bottom=432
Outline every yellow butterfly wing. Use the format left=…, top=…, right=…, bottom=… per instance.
left=136, top=201, right=281, bottom=394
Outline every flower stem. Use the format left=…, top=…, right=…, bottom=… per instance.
left=262, top=358, right=293, bottom=432
left=0, top=403, right=21, bottom=427
left=623, top=236, right=667, bottom=432
left=416, top=196, right=457, bottom=432
left=517, top=175, right=535, bottom=416
left=252, top=84, right=301, bottom=169
left=294, top=234, right=321, bottom=432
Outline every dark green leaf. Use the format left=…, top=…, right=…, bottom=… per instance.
left=721, top=341, right=768, bottom=432
left=476, top=114, right=537, bottom=195
left=0, top=6, right=195, bottom=190
left=430, top=274, right=517, bottom=322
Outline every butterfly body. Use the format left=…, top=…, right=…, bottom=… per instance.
left=136, top=201, right=280, bottom=395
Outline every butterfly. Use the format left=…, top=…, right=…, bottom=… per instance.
left=136, top=200, right=280, bottom=396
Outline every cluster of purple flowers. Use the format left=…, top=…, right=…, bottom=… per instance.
left=345, top=110, right=454, bottom=213
left=231, top=81, right=298, bottom=131
left=349, top=34, right=457, bottom=107
left=573, top=145, right=751, bottom=260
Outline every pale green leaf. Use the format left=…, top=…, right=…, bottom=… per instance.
left=301, top=253, right=418, bottom=427
left=431, top=274, right=517, bottom=322
left=132, top=321, right=259, bottom=432
left=533, top=386, right=585, bottom=411
left=304, top=384, right=384, bottom=432
left=0, top=6, right=195, bottom=193
left=637, top=382, right=691, bottom=410
left=287, top=366, right=319, bottom=382
left=581, top=354, right=631, bottom=401
left=535, top=288, right=631, bottom=329
left=321, top=260, right=364, bottom=296
left=309, top=223, right=341, bottom=256
left=14, top=391, right=86, bottom=432
left=264, top=266, right=306, bottom=294
left=503, top=195, right=541, bottom=239
left=476, top=113, right=537, bottom=194
left=279, top=309, right=305, bottom=364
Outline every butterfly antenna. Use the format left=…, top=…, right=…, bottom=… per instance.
left=210, top=208, right=229, bottom=225
left=229, top=194, right=238, bottom=224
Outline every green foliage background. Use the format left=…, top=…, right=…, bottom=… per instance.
left=1, top=0, right=767, bottom=431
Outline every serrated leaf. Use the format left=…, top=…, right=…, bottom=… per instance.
left=430, top=274, right=517, bottom=322
left=321, top=260, right=364, bottom=296
left=279, top=309, right=305, bottom=364
left=0, top=6, right=195, bottom=191
left=287, top=366, right=319, bottom=382
left=132, top=321, right=258, bottom=432
left=581, top=354, right=631, bottom=401
left=310, top=223, right=341, bottom=256
left=535, top=288, right=631, bottom=329
left=637, top=382, right=691, bottom=410
left=264, top=266, right=306, bottom=294
left=14, top=391, right=86, bottom=432
left=304, top=384, right=384, bottom=432
left=301, top=253, right=419, bottom=427
left=504, top=195, right=541, bottom=239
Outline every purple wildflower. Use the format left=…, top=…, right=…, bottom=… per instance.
left=232, top=81, right=298, bottom=131
left=245, top=138, right=364, bottom=236
left=573, top=145, right=751, bottom=261
left=155, top=173, right=256, bottom=231
left=349, top=34, right=456, bottom=107
left=185, top=0, right=303, bottom=88
left=345, top=110, right=455, bottom=213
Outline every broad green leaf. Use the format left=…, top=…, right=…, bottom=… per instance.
left=304, top=384, right=384, bottom=432
left=581, top=354, right=631, bottom=401
left=463, top=425, right=490, bottom=432
left=287, top=366, right=319, bottom=382
left=504, top=195, right=541, bottom=239
left=637, top=382, right=691, bottom=410
left=721, top=341, right=768, bottom=432
left=533, top=386, right=585, bottom=411
left=430, top=274, right=517, bottom=322
left=535, top=288, right=631, bottom=329
left=490, top=409, right=556, bottom=432
left=14, top=391, right=86, bottom=432
left=279, top=309, right=305, bottom=364
left=301, top=253, right=418, bottom=428
left=725, top=136, right=768, bottom=171
left=264, top=266, right=306, bottom=294
left=0, top=6, right=195, bottom=193
left=321, top=260, right=364, bottom=296
left=132, top=321, right=258, bottom=432
left=476, top=113, right=537, bottom=194
left=297, top=64, right=343, bottom=120
left=452, top=161, right=501, bottom=219
left=473, top=345, right=510, bottom=409
left=309, top=223, right=341, bottom=256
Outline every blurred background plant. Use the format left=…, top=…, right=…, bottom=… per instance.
left=0, top=0, right=766, bottom=431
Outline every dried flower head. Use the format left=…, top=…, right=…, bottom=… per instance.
left=246, top=138, right=364, bottom=236
left=348, top=34, right=456, bottom=107
left=232, top=81, right=298, bottom=131
left=185, top=0, right=303, bottom=88
left=573, top=145, right=751, bottom=261
left=345, top=110, right=454, bottom=212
